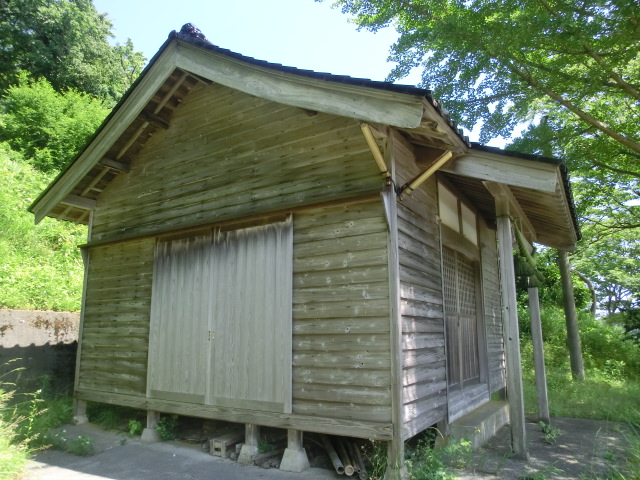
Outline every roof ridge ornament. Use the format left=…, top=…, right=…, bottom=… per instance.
left=179, top=23, right=207, bottom=41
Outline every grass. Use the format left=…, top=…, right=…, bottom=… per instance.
left=0, top=388, right=30, bottom=480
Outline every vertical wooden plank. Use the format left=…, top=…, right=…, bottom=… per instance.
left=528, top=287, right=550, bottom=423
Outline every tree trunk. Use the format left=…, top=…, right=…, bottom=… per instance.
left=557, top=250, right=585, bottom=381
left=573, top=269, right=597, bottom=316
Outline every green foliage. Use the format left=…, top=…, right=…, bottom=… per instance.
left=332, top=0, right=640, bottom=229
left=0, top=0, right=146, bottom=102
left=404, top=435, right=472, bottom=480
left=66, top=435, right=94, bottom=456
left=157, top=414, right=179, bottom=441
left=128, top=419, right=143, bottom=437
left=537, top=421, right=561, bottom=445
left=331, top=0, right=640, bottom=319
left=0, top=387, right=30, bottom=479
left=520, top=305, right=640, bottom=421
left=258, top=436, right=276, bottom=454
left=0, top=73, right=109, bottom=172
left=363, top=440, right=387, bottom=479
left=572, top=225, right=640, bottom=316
left=0, top=367, right=75, bottom=478
left=0, top=149, right=86, bottom=311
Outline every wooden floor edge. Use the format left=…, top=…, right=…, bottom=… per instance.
left=76, top=389, right=394, bottom=441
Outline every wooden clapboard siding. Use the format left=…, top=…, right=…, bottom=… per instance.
left=91, top=83, right=382, bottom=243
left=78, top=238, right=155, bottom=395
left=390, top=132, right=448, bottom=439
left=479, top=220, right=506, bottom=393
left=292, top=200, right=392, bottom=423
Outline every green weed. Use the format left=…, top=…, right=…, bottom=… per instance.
left=157, top=414, right=178, bottom=441
left=404, top=431, right=472, bottom=480
left=128, top=419, right=143, bottom=437
left=66, top=435, right=94, bottom=456
left=258, top=436, right=276, bottom=453
left=363, top=440, right=387, bottom=480
left=537, top=421, right=561, bottom=445
left=87, top=402, right=143, bottom=431
left=0, top=387, right=30, bottom=480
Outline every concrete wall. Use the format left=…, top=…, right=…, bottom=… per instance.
left=0, top=309, right=79, bottom=393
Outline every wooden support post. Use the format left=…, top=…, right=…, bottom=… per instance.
left=141, top=411, right=161, bottom=442
left=238, top=423, right=260, bottom=465
left=73, top=399, right=88, bottom=425
left=529, top=287, right=550, bottom=423
left=280, top=429, right=310, bottom=473
left=383, top=133, right=408, bottom=480
left=493, top=192, right=528, bottom=460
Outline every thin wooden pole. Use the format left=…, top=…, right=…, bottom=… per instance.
left=528, top=287, right=550, bottom=423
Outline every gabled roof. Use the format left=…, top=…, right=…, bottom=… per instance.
left=29, top=24, right=579, bottom=250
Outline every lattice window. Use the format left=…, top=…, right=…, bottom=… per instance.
left=443, top=247, right=480, bottom=390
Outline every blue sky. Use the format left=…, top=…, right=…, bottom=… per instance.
left=92, top=0, right=492, bottom=143
left=92, top=0, right=418, bottom=84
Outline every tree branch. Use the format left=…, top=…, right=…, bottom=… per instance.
left=500, top=58, right=640, bottom=155
left=591, top=161, right=640, bottom=179
left=535, top=0, right=640, bottom=102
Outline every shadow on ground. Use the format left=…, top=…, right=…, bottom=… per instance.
left=454, top=416, right=634, bottom=479
left=26, top=417, right=634, bottom=480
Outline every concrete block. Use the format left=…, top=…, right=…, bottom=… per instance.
left=449, top=400, right=509, bottom=449
left=280, top=447, right=310, bottom=472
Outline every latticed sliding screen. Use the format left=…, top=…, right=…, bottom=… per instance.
left=442, top=247, right=480, bottom=390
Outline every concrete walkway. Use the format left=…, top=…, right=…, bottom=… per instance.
left=26, top=423, right=337, bottom=480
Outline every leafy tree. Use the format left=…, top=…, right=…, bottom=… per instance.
left=0, top=73, right=109, bottom=172
left=327, top=0, right=640, bottom=230
left=0, top=0, right=145, bottom=102
left=572, top=227, right=640, bottom=315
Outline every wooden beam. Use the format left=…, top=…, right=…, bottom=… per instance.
left=398, top=150, right=453, bottom=196
left=361, top=123, right=390, bottom=178
left=484, top=181, right=536, bottom=244
left=75, top=389, right=394, bottom=440
left=99, top=157, right=130, bottom=173
left=492, top=191, right=529, bottom=460
left=443, top=151, right=559, bottom=193
left=61, top=194, right=97, bottom=210
left=175, top=41, right=425, bottom=129
left=30, top=42, right=179, bottom=223
left=139, top=110, right=170, bottom=129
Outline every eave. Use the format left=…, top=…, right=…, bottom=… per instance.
left=28, top=27, right=579, bottom=252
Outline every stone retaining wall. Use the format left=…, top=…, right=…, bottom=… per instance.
left=0, top=309, right=79, bottom=393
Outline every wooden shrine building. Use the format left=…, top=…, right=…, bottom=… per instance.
left=30, top=24, right=579, bottom=478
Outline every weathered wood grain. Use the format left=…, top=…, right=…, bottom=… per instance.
left=79, top=238, right=154, bottom=396
left=75, top=389, right=393, bottom=440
